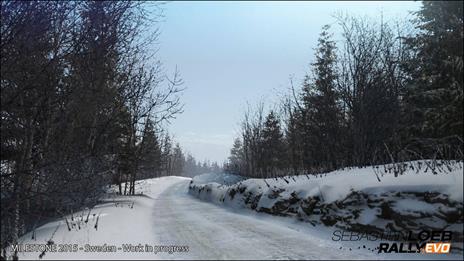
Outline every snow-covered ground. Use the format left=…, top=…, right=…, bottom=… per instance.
left=190, top=162, right=463, bottom=221
left=9, top=169, right=463, bottom=260
left=190, top=161, right=463, bottom=205
left=189, top=161, right=464, bottom=258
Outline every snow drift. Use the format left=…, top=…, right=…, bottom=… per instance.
left=189, top=161, right=464, bottom=247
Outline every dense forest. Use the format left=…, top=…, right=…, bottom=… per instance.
left=224, top=1, right=463, bottom=178
left=0, top=1, right=224, bottom=256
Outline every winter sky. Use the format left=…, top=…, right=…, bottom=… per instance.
left=154, top=1, right=421, bottom=164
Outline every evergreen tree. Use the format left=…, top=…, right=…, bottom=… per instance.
left=302, top=25, right=343, bottom=171
left=139, top=118, right=162, bottom=179
left=227, top=138, right=245, bottom=175
left=161, top=134, right=173, bottom=176
left=171, top=143, right=185, bottom=176
left=284, top=107, right=304, bottom=175
left=402, top=1, right=463, bottom=159
left=183, top=154, right=198, bottom=177
left=261, top=111, right=285, bottom=176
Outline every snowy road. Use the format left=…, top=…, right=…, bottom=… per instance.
left=14, top=176, right=460, bottom=260
left=151, top=178, right=376, bottom=260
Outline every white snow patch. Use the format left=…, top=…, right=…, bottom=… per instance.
left=392, top=199, right=437, bottom=213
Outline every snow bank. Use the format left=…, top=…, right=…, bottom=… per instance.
left=189, top=161, right=464, bottom=246
left=190, top=161, right=463, bottom=206
left=10, top=177, right=190, bottom=260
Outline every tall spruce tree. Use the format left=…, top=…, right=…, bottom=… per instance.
left=261, top=111, right=285, bottom=176
left=402, top=1, right=463, bottom=159
left=139, top=118, right=162, bottom=179
left=309, top=25, right=342, bottom=171
left=227, top=138, right=245, bottom=175
left=297, top=25, right=342, bottom=172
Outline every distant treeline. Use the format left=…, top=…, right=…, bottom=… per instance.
left=225, top=1, right=463, bottom=178
left=1, top=1, right=186, bottom=256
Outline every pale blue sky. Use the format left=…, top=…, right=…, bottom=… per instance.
left=154, top=1, right=421, bottom=164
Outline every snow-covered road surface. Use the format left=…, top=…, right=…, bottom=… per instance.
left=14, top=176, right=460, bottom=260
left=152, top=178, right=372, bottom=260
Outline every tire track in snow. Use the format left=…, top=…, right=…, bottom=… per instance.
left=150, top=179, right=378, bottom=260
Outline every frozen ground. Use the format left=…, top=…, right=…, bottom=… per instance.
left=10, top=175, right=462, bottom=260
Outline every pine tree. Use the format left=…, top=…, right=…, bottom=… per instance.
left=183, top=154, right=198, bottom=177
left=139, top=118, right=162, bottom=179
left=284, top=107, right=304, bottom=175
left=161, top=134, right=173, bottom=176
left=227, top=137, right=245, bottom=175
left=261, top=111, right=285, bottom=176
left=297, top=25, right=343, bottom=172
left=402, top=1, right=463, bottom=159
left=171, top=143, right=185, bottom=176
left=309, top=25, right=342, bottom=171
